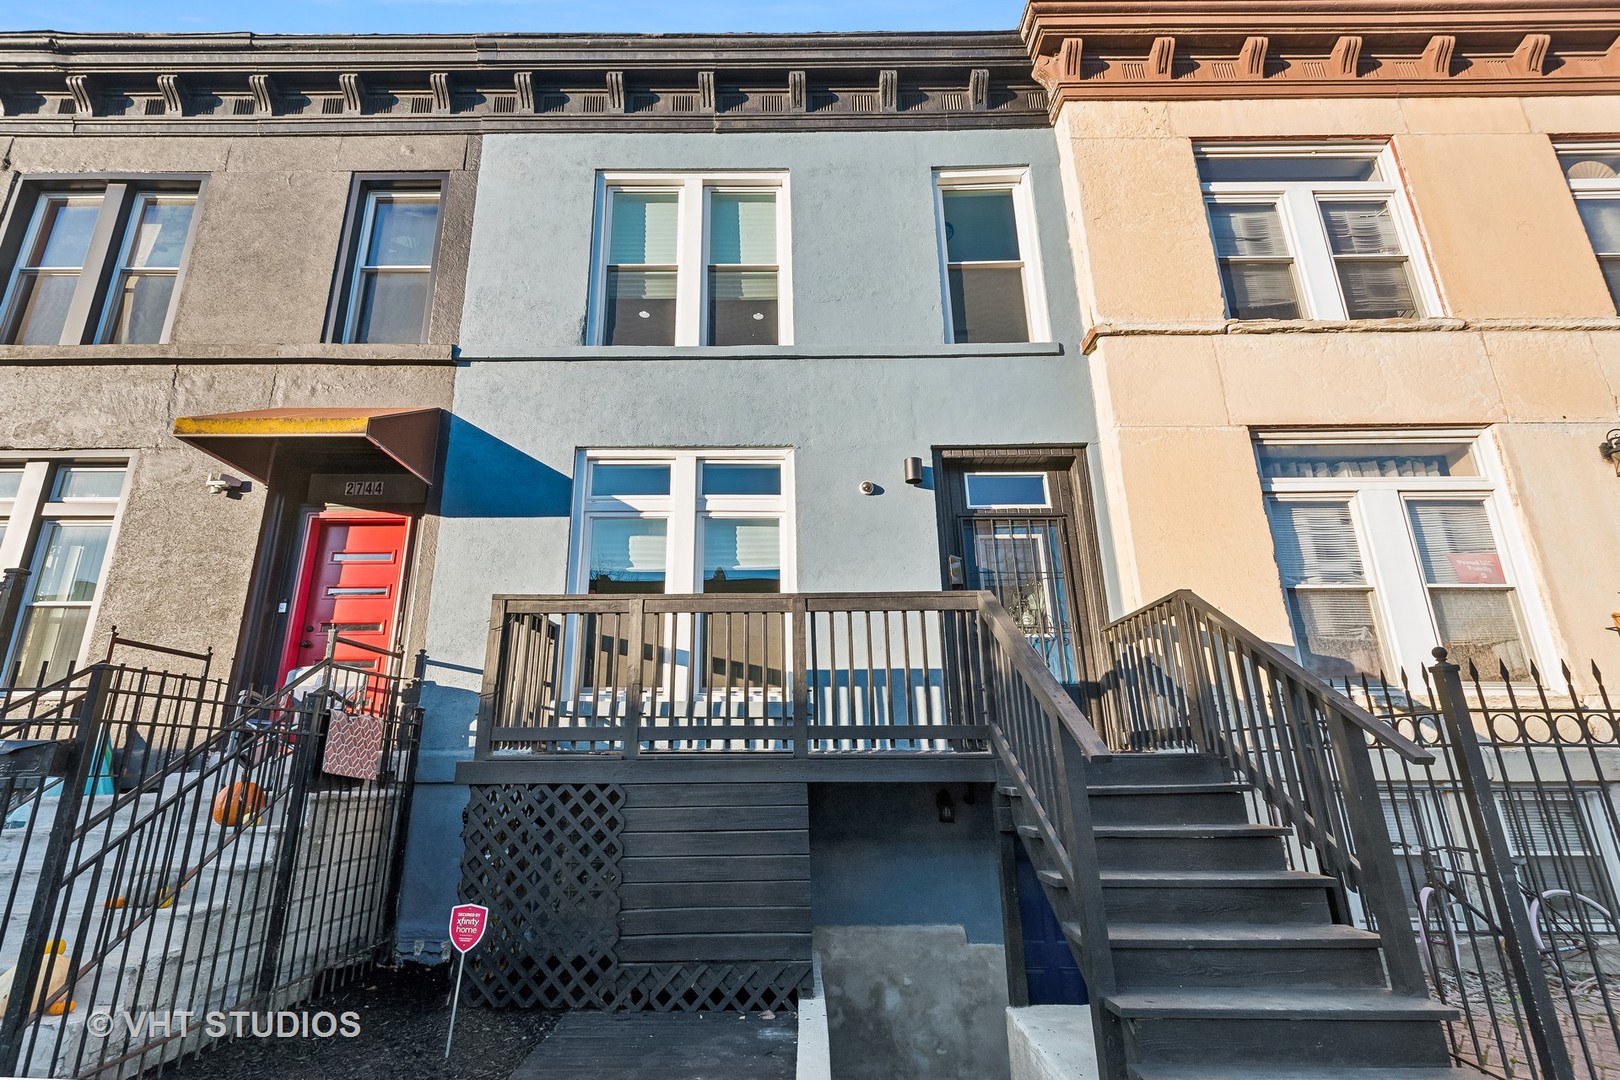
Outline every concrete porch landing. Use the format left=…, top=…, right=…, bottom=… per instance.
left=509, top=1012, right=797, bottom=1080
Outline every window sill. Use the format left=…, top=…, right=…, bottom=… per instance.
left=458, top=342, right=1067, bottom=361
left=0, top=343, right=459, bottom=364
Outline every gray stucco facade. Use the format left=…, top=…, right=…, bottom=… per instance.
left=400, top=124, right=1101, bottom=959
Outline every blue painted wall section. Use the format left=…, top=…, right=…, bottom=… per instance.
left=397, top=124, right=1110, bottom=952
left=809, top=782, right=1004, bottom=944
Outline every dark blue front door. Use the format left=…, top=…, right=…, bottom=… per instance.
left=1014, top=839, right=1087, bottom=1004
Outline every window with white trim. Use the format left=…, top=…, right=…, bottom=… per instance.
left=934, top=168, right=1047, bottom=343
left=333, top=182, right=443, bottom=344
left=1198, top=146, right=1435, bottom=321
left=592, top=175, right=789, bottom=347
left=0, top=460, right=128, bottom=686
left=574, top=451, right=792, bottom=595
left=0, top=182, right=199, bottom=345
left=1257, top=434, right=1538, bottom=681
left=1557, top=147, right=1620, bottom=310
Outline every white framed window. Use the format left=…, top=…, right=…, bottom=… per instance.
left=590, top=174, right=791, bottom=347
left=1256, top=431, right=1551, bottom=682
left=1556, top=146, right=1620, bottom=310
left=1198, top=145, right=1438, bottom=321
left=933, top=168, right=1048, bottom=344
left=0, top=182, right=199, bottom=346
left=339, top=186, right=443, bottom=344
left=572, top=449, right=794, bottom=595
left=0, top=459, right=129, bottom=686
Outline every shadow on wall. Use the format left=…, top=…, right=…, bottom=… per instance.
left=438, top=415, right=573, bottom=518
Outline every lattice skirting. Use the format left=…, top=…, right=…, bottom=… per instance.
left=459, top=782, right=811, bottom=1011
left=459, top=783, right=626, bottom=1008
left=617, top=962, right=811, bottom=1013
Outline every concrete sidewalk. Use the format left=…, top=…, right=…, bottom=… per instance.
left=508, top=1011, right=796, bottom=1080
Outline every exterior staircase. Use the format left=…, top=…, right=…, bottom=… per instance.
left=999, top=751, right=1489, bottom=1079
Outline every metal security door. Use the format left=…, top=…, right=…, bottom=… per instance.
left=939, top=457, right=1094, bottom=697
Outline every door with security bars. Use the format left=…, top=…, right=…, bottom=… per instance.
left=938, top=457, right=1096, bottom=702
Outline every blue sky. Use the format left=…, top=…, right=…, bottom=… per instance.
left=0, top=0, right=1024, bottom=35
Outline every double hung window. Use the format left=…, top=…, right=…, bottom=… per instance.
left=934, top=169, right=1046, bottom=343
left=594, top=175, right=788, bottom=347
left=0, top=182, right=199, bottom=345
left=0, top=461, right=127, bottom=686
left=1557, top=147, right=1620, bottom=309
left=1199, top=147, right=1434, bottom=321
left=332, top=181, right=443, bottom=344
left=1258, top=434, right=1539, bottom=681
left=576, top=451, right=790, bottom=595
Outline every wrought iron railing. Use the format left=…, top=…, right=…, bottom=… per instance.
left=0, top=640, right=422, bottom=1078
left=1347, top=657, right=1620, bottom=1080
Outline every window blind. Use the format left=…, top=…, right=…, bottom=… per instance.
left=1266, top=501, right=1367, bottom=585
left=1407, top=501, right=1499, bottom=585
left=702, top=518, right=780, bottom=573
left=1578, top=198, right=1620, bottom=254
left=1209, top=203, right=1291, bottom=258
left=589, top=518, right=667, bottom=575
left=709, top=192, right=776, bottom=265
left=1208, top=203, right=1301, bottom=318
left=608, top=192, right=679, bottom=265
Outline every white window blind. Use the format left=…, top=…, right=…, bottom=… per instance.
left=702, top=518, right=781, bottom=593
left=587, top=518, right=667, bottom=594
left=1407, top=500, right=1528, bottom=679
left=1208, top=203, right=1302, bottom=319
left=1266, top=501, right=1383, bottom=679
left=707, top=191, right=779, bottom=345
left=1320, top=202, right=1420, bottom=318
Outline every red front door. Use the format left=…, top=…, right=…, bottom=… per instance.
left=281, top=514, right=410, bottom=681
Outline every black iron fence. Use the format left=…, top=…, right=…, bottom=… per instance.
left=0, top=638, right=422, bottom=1078
left=1102, top=589, right=1620, bottom=1080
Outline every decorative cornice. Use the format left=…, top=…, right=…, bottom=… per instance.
left=1023, top=1, right=1620, bottom=107
left=0, top=31, right=1047, bottom=132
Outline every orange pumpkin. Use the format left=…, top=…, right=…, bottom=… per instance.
left=212, top=781, right=267, bottom=828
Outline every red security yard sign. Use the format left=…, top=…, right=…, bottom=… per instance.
left=445, top=903, right=490, bottom=1060
left=450, top=904, right=489, bottom=953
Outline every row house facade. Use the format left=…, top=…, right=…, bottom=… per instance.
left=0, top=3, right=1617, bottom=1078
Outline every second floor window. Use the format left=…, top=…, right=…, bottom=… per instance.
left=331, top=180, right=443, bottom=344
left=935, top=169, right=1044, bottom=344
left=1558, top=147, right=1620, bottom=310
left=0, top=182, right=198, bottom=346
left=593, top=174, right=789, bottom=347
left=1199, top=147, right=1433, bottom=321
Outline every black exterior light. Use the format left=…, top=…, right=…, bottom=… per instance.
left=1603, top=430, right=1620, bottom=475
left=903, top=456, right=925, bottom=485
left=936, top=788, right=956, bottom=823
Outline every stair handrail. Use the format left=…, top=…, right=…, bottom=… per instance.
left=1105, top=590, right=1432, bottom=764
left=972, top=592, right=1125, bottom=1074
left=1102, top=589, right=1433, bottom=996
left=975, top=592, right=1113, bottom=762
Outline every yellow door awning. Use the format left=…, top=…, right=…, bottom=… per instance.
left=172, top=407, right=442, bottom=483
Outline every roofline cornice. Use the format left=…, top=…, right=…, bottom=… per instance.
left=0, top=29, right=1049, bottom=131
left=1020, top=1, right=1620, bottom=107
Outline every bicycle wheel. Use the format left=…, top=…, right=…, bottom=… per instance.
left=1534, top=889, right=1618, bottom=972
left=1418, top=885, right=1464, bottom=985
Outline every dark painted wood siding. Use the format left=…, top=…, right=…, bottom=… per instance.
left=619, top=783, right=812, bottom=964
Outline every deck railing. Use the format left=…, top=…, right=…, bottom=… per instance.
left=477, top=592, right=1042, bottom=757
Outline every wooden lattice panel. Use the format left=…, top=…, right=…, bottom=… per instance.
left=459, top=783, right=625, bottom=1008
left=617, top=962, right=811, bottom=1013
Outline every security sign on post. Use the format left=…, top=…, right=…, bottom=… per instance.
left=445, top=903, right=488, bottom=1060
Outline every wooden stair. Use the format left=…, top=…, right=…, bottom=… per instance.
left=998, top=753, right=1490, bottom=1079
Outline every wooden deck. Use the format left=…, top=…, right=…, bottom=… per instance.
left=508, top=1011, right=797, bottom=1079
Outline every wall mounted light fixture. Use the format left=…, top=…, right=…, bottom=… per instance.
left=1602, top=430, right=1620, bottom=476
left=903, top=456, right=925, bottom=486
